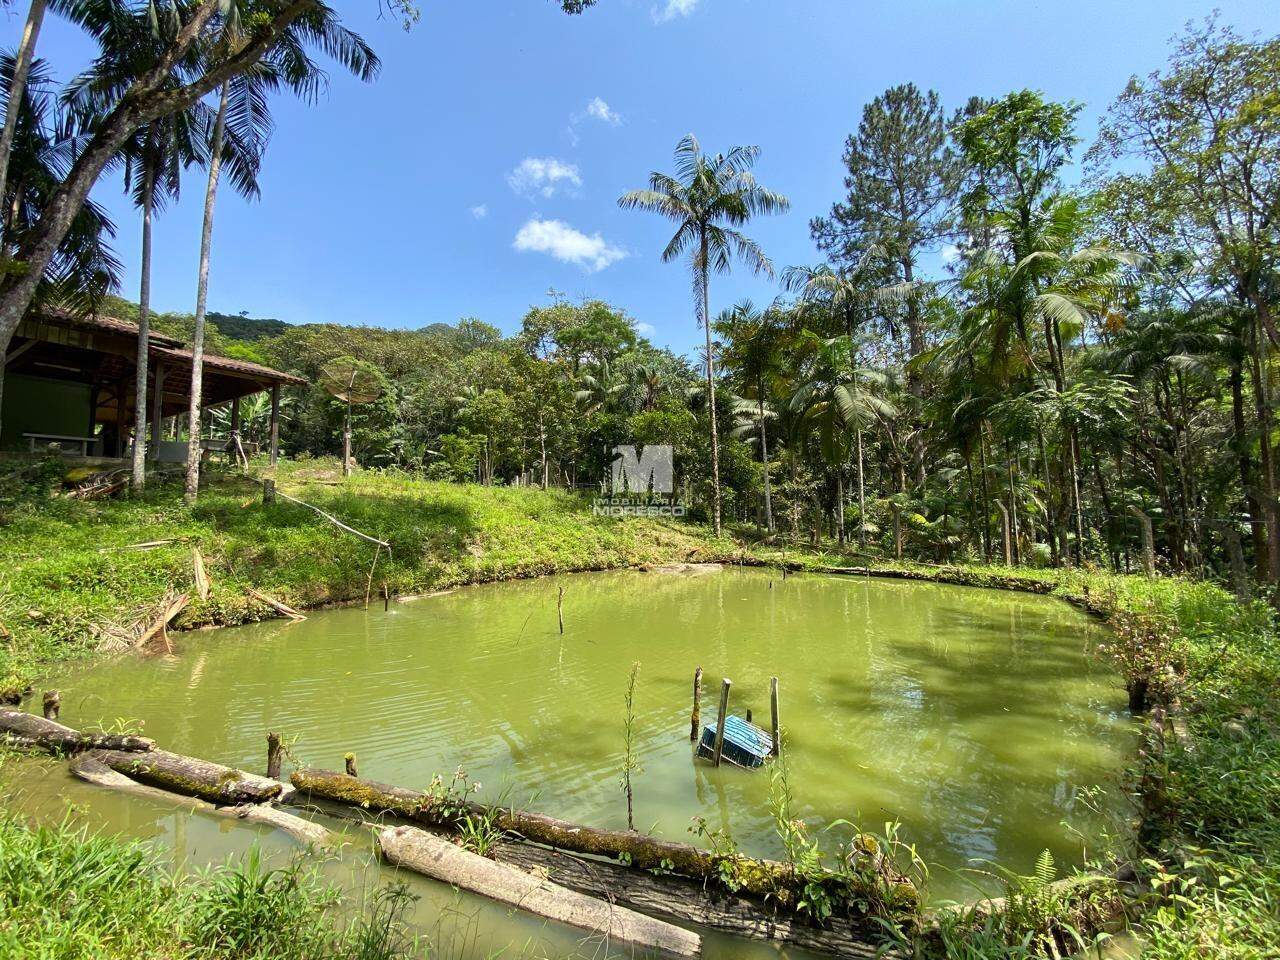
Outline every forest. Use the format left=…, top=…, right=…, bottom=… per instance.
left=95, top=19, right=1280, bottom=589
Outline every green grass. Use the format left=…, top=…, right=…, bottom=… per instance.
left=0, top=457, right=737, bottom=696
left=0, top=814, right=417, bottom=960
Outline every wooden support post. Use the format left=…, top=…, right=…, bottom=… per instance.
left=712, top=679, right=731, bottom=767
left=42, top=690, right=60, bottom=721
left=891, top=503, right=903, bottom=561
left=269, top=385, right=280, bottom=465
left=266, top=731, right=282, bottom=780
left=1128, top=506, right=1155, bottom=577
left=996, top=501, right=1012, bottom=566
left=229, top=396, right=240, bottom=436
left=114, top=380, right=128, bottom=458
left=344, top=753, right=358, bottom=777
left=262, top=478, right=276, bottom=505
left=383, top=584, right=390, bottom=612
left=150, top=363, right=165, bottom=458
left=689, top=667, right=702, bottom=742
left=769, top=676, right=780, bottom=757
left=745, top=708, right=752, bottom=723
left=557, top=586, right=565, bottom=635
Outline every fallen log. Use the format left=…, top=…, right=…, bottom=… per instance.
left=494, top=841, right=893, bottom=959
left=0, top=709, right=154, bottom=753
left=92, top=748, right=283, bottom=805
left=378, top=825, right=701, bottom=958
left=290, top=769, right=916, bottom=909
left=70, top=754, right=331, bottom=847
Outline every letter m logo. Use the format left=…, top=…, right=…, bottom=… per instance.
left=611, top=445, right=674, bottom=494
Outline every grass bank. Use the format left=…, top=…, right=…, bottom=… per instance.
left=0, top=813, right=417, bottom=960
left=0, top=458, right=736, bottom=697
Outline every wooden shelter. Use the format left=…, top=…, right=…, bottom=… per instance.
left=1, top=308, right=303, bottom=462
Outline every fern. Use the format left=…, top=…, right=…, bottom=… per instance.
left=1032, top=848, right=1056, bottom=890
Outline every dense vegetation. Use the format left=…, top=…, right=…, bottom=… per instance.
left=78, top=21, right=1280, bottom=598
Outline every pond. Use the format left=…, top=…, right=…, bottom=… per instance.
left=5, top=567, right=1135, bottom=958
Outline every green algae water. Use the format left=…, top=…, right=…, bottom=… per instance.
left=5, top=567, right=1133, bottom=958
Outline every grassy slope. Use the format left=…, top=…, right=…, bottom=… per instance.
left=0, top=460, right=737, bottom=695
left=3, top=463, right=1279, bottom=957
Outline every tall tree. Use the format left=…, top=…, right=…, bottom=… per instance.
left=811, top=83, right=958, bottom=482
left=619, top=134, right=789, bottom=535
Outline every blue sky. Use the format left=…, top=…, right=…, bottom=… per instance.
left=14, top=0, right=1278, bottom=355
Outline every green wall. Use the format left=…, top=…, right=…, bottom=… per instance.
left=0, top=374, right=93, bottom=450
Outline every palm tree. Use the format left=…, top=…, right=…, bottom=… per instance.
left=66, top=10, right=262, bottom=493
left=184, top=7, right=379, bottom=502
left=715, top=301, right=788, bottom=532
left=619, top=134, right=788, bottom=535
left=789, top=332, right=897, bottom=545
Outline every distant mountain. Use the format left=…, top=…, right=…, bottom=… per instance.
left=206, top=312, right=290, bottom=342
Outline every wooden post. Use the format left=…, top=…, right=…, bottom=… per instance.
left=557, top=586, right=565, bottom=635
left=269, top=384, right=280, bottom=465
left=383, top=584, right=390, bottom=612
left=42, top=690, right=60, bottom=721
left=344, top=753, right=359, bottom=777
left=150, top=363, right=165, bottom=458
left=266, top=732, right=282, bottom=779
left=769, top=676, right=780, bottom=757
left=262, top=478, right=276, bottom=505
left=1128, top=506, right=1155, bottom=577
left=229, top=395, right=240, bottom=440
left=712, top=679, right=731, bottom=767
left=996, top=501, right=1012, bottom=566
left=891, top=503, right=903, bottom=561
left=745, top=708, right=752, bottom=723
left=114, top=380, right=128, bottom=458
left=689, top=667, right=702, bottom=742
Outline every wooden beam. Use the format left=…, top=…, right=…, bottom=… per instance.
left=150, top=363, right=165, bottom=457
left=269, top=384, right=280, bottom=465
left=115, top=379, right=128, bottom=457
left=2, top=339, right=35, bottom=366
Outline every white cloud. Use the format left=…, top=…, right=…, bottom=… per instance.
left=941, top=243, right=961, bottom=264
left=636, top=321, right=656, bottom=337
left=470, top=204, right=488, bottom=220
left=585, top=97, right=622, bottom=126
left=653, top=0, right=699, bottom=22
left=514, top=218, right=627, bottom=273
left=507, top=157, right=582, bottom=199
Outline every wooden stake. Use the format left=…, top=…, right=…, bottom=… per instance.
left=383, top=584, right=390, bottom=612
left=769, top=677, right=780, bottom=758
left=262, top=478, right=276, bottom=505
left=745, top=708, right=753, bottom=724
left=266, top=732, right=282, bottom=780
left=712, top=679, right=731, bottom=767
left=344, top=752, right=359, bottom=777
left=42, top=690, right=60, bottom=721
left=557, top=586, right=565, bottom=635
left=689, top=667, right=702, bottom=742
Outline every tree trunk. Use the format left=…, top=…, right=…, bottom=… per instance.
left=760, top=386, right=773, bottom=533
left=0, top=708, right=154, bottom=753
left=185, top=83, right=229, bottom=503
left=0, top=0, right=313, bottom=373
left=0, top=0, right=48, bottom=244
left=855, top=425, right=866, bottom=548
left=131, top=157, right=156, bottom=492
left=91, top=747, right=283, bottom=805
left=700, top=231, right=721, bottom=536
left=379, top=826, right=702, bottom=959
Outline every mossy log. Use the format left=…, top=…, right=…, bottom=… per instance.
left=0, top=708, right=155, bottom=753
left=494, top=841, right=893, bottom=959
left=70, top=753, right=331, bottom=847
left=379, top=825, right=702, bottom=958
left=92, top=748, right=283, bottom=805
left=290, top=768, right=915, bottom=909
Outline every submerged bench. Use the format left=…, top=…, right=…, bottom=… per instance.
left=697, top=715, right=774, bottom=768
